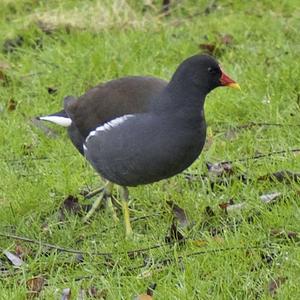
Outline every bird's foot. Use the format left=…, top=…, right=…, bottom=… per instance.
left=83, top=191, right=105, bottom=223
left=83, top=186, right=104, bottom=200
left=106, top=196, right=119, bottom=223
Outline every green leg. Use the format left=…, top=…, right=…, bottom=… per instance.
left=121, top=186, right=132, bottom=237
left=84, top=186, right=104, bottom=200
left=104, top=183, right=119, bottom=223
left=83, top=182, right=114, bottom=223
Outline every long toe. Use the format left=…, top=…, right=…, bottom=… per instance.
left=84, top=186, right=105, bottom=200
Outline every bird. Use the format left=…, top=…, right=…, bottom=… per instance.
left=38, top=54, right=239, bottom=237
left=38, top=77, right=167, bottom=199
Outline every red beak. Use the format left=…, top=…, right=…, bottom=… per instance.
left=220, top=70, right=240, bottom=90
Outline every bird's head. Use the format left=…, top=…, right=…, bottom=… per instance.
left=171, top=54, right=240, bottom=95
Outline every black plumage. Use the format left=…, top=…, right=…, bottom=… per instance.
left=38, top=54, right=239, bottom=236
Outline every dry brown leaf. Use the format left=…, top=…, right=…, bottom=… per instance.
left=270, top=229, right=298, bottom=240
left=259, top=170, right=300, bottom=183
left=26, top=276, right=45, bottom=299
left=15, top=243, right=30, bottom=259
left=219, top=34, right=234, bottom=46
left=268, top=276, right=287, bottom=297
left=219, top=199, right=234, bottom=210
left=7, top=98, right=17, bottom=111
left=59, top=195, right=90, bottom=221
left=199, top=43, right=216, bottom=55
left=166, top=200, right=189, bottom=227
left=135, top=283, right=156, bottom=299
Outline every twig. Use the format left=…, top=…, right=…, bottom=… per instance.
left=124, top=243, right=278, bottom=274
left=237, top=122, right=300, bottom=128
left=0, top=232, right=172, bottom=257
left=221, top=148, right=300, bottom=165
left=215, top=122, right=300, bottom=129
left=0, top=232, right=109, bottom=256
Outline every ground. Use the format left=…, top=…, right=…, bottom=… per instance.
left=0, top=0, right=300, bottom=299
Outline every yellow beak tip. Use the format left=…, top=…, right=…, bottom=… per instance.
left=228, top=83, right=241, bottom=90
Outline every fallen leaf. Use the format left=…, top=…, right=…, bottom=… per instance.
left=135, top=283, right=156, bottom=300
left=199, top=43, right=216, bottom=55
left=165, top=221, right=185, bottom=244
left=47, top=86, right=58, bottom=95
left=7, top=98, right=17, bottom=111
left=3, top=250, right=24, bottom=267
left=74, top=253, right=84, bottom=264
left=260, top=192, right=282, bottom=204
left=219, top=198, right=235, bottom=210
left=268, top=276, right=287, bottom=297
left=61, top=288, right=71, bottom=300
left=270, top=229, right=298, bottom=240
left=219, top=34, right=234, bottom=46
left=58, top=195, right=90, bottom=221
left=26, top=276, right=45, bottom=299
left=219, top=199, right=246, bottom=213
left=167, top=200, right=189, bottom=228
left=15, top=243, right=30, bottom=259
left=259, top=170, right=300, bottom=183
left=206, top=162, right=234, bottom=177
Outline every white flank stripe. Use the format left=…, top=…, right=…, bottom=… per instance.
left=83, top=144, right=87, bottom=153
left=85, top=114, right=134, bottom=143
left=39, top=116, right=72, bottom=127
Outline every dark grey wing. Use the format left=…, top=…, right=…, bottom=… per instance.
left=84, top=114, right=204, bottom=187
left=65, top=76, right=167, bottom=138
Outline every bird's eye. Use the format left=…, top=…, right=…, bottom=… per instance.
left=208, top=67, right=217, bottom=74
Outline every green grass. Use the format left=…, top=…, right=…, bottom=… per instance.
left=1, top=0, right=300, bottom=298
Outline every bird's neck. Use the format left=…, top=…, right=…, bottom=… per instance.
left=152, top=81, right=206, bottom=118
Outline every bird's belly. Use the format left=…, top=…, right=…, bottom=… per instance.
left=93, top=134, right=205, bottom=187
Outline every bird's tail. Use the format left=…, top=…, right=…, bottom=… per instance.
left=36, top=96, right=76, bottom=127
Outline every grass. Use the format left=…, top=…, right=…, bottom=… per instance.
left=0, top=0, right=300, bottom=298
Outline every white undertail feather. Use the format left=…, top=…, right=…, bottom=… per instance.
left=39, top=116, right=72, bottom=127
